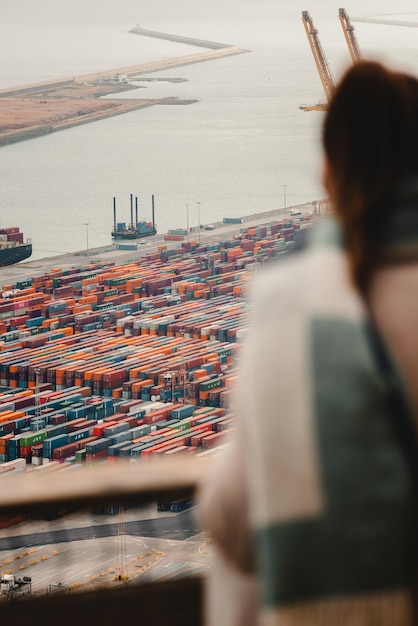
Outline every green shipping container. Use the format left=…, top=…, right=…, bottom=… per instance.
left=20, top=430, right=47, bottom=447
left=199, top=377, right=223, bottom=392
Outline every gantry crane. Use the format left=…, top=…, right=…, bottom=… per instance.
left=301, top=8, right=362, bottom=112
left=300, top=10, right=335, bottom=111
left=339, top=8, right=363, bottom=63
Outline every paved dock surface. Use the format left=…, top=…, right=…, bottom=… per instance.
left=0, top=203, right=317, bottom=286
left=0, top=504, right=210, bottom=596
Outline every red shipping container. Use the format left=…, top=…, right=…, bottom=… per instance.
left=201, top=431, right=226, bottom=450
left=93, top=422, right=117, bottom=438
left=7, top=233, right=24, bottom=244
left=86, top=449, right=109, bottom=462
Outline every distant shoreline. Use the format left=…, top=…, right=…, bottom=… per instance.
left=0, top=97, right=195, bottom=148
left=0, top=29, right=250, bottom=147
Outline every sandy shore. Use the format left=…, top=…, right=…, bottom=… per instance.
left=0, top=46, right=249, bottom=147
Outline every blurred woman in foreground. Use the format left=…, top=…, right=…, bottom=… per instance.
left=201, top=61, right=418, bottom=625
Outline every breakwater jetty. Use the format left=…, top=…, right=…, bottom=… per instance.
left=129, top=26, right=234, bottom=50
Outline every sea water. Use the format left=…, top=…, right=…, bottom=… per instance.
left=0, top=0, right=417, bottom=260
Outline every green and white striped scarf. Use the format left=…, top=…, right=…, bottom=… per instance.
left=209, top=189, right=418, bottom=624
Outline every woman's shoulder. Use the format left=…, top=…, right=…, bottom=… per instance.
left=249, top=218, right=364, bottom=323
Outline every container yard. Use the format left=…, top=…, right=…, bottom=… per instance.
left=0, top=209, right=322, bottom=473
left=0, top=208, right=325, bottom=601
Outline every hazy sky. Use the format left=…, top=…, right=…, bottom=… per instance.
left=1, top=1, right=417, bottom=92
left=3, top=1, right=418, bottom=55
left=2, top=1, right=418, bottom=106
left=4, top=1, right=418, bottom=31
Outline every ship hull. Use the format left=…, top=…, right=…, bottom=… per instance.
left=111, top=228, right=156, bottom=240
left=0, top=243, right=32, bottom=266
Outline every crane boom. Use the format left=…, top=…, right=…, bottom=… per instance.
left=339, top=8, right=363, bottom=63
left=302, top=11, right=335, bottom=105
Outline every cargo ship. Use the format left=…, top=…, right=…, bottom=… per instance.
left=111, top=194, right=157, bottom=240
left=0, top=227, right=32, bottom=266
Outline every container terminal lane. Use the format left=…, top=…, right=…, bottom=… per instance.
left=0, top=457, right=213, bottom=598
left=0, top=504, right=210, bottom=597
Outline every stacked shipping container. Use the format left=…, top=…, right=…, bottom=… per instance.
left=0, top=214, right=318, bottom=472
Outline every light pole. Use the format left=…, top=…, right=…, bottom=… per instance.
left=196, top=202, right=201, bottom=243
left=186, top=203, right=189, bottom=239
left=282, top=185, right=288, bottom=216
left=84, top=223, right=90, bottom=262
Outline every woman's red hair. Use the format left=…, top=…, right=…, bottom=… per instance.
left=323, top=61, right=418, bottom=292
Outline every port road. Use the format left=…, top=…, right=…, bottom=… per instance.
left=0, top=533, right=211, bottom=596
left=0, top=507, right=210, bottom=595
left=0, top=509, right=199, bottom=551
